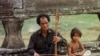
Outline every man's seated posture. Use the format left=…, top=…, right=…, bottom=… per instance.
left=68, top=28, right=85, bottom=56
left=28, top=14, right=66, bottom=56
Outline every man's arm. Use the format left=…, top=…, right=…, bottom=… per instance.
left=28, top=34, right=40, bottom=56
left=54, top=32, right=67, bottom=42
left=28, top=36, right=35, bottom=55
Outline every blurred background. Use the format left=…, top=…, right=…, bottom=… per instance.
left=0, top=14, right=100, bottom=46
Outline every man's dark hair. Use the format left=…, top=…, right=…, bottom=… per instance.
left=36, top=14, right=50, bottom=25
left=70, top=27, right=82, bottom=39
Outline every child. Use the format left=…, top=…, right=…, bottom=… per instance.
left=68, top=28, right=85, bottom=56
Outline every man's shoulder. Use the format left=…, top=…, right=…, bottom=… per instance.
left=31, top=29, right=55, bottom=36
left=48, top=28, right=55, bottom=32
left=31, top=29, right=40, bottom=36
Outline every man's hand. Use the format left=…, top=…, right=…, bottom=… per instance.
left=34, top=52, right=40, bottom=56
left=53, top=36, right=61, bottom=43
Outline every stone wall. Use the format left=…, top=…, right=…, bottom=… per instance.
left=1, top=0, right=100, bottom=19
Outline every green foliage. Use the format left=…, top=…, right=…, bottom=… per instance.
left=0, top=14, right=100, bottom=46
left=22, top=14, right=100, bottom=42
left=0, top=22, right=5, bottom=35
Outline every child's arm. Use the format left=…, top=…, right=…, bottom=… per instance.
left=72, top=42, right=85, bottom=56
left=78, top=42, right=85, bottom=56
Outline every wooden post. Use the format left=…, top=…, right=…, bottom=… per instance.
left=54, top=10, right=59, bottom=56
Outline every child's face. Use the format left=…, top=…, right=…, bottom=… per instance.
left=72, top=33, right=80, bottom=42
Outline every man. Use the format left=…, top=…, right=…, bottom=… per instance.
left=28, top=14, right=66, bottom=56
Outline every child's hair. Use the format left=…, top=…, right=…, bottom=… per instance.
left=70, top=27, right=82, bottom=39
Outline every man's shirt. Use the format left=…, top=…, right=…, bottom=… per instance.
left=28, top=28, right=63, bottom=55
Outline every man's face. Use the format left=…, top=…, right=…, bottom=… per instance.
left=39, top=17, right=49, bottom=31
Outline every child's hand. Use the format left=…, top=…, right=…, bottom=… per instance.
left=74, top=53, right=78, bottom=55
left=74, top=52, right=82, bottom=56
left=69, top=54, right=76, bottom=56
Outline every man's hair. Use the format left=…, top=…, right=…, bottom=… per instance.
left=36, top=14, right=50, bottom=25
left=70, top=27, right=82, bottom=39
